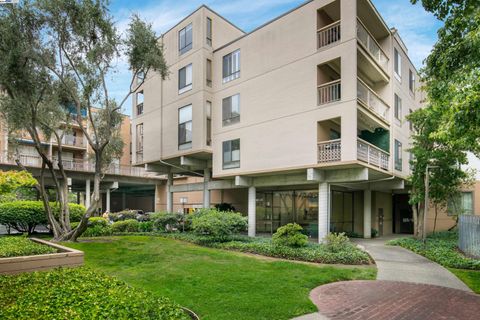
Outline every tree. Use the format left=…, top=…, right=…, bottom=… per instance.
left=0, top=170, right=37, bottom=195
left=0, top=0, right=167, bottom=241
left=411, top=0, right=480, bottom=155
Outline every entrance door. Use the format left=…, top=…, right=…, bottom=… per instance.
left=393, top=194, right=413, bottom=234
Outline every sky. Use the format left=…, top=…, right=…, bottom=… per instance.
left=107, top=0, right=443, bottom=116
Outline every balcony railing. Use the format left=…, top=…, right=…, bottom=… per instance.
left=356, top=19, right=389, bottom=72
left=318, top=80, right=341, bottom=105
left=62, top=135, right=84, bottom=147
left=0, top=153, right=154, bottom=178
left=357, top=138, right=389, bottom=171
left=357, top=79, right=390, bottom=122
left=317, top=21, right=341, bottom=49
left=318, top=139, right=341, bottom=163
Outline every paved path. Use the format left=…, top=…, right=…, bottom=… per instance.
left=292, top=236, right=475, bottom=319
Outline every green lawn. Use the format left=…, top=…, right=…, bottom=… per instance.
left=66, top=236, right=376, bottom=320
left=449, top=268, right=480, bottom=294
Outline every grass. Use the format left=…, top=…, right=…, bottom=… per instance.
left=0, top=236, right=56, bottom=258
left=66, top=236, right=376, bottom=320
left=449, top=268, right=480, bottom=294
left=388, top=231, right=480, bottom=292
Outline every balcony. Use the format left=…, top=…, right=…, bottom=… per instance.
left=317, top=21, right=341, bottom=49
left=318, top=139, right=341, bottom=163
left=357, top=19, right=389, bottom=73
left=357, top=138, right=389, bottom=171
left=357, top=79, right=390, bottom=122
left=62, top=135, right=84, bottom=148
left=318, top=80, right=341, bottom=105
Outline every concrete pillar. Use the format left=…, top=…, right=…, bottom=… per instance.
left=106, top=188, right=111, bottom=213
left=203, top=168, right=211, bottom=209
left=248, top=186, right=256, bottom=237
left=166, top=172, right=173, bottom=213
left=364, top=188, right=372, bottom=238
left=318, top=182, right=329, bottom=242
left=85, top=179, right=91, bottom=208
left=79, top=192, right=85, bottom=206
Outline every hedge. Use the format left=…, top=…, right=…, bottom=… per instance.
left=0, top=267, right=190, bottom=320
left=0, top=236, right=57, bottom=258
left=0, top=201, right=85, bottom=234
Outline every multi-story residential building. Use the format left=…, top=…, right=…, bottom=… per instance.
left=132, top=0, right=425, bottom=240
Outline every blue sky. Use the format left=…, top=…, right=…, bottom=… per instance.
left=108, top=0, right=443, bottom=115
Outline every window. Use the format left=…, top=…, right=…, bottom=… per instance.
left=206, top=101, right=212, bottom=146
left=206, top=59, right=212, bottom=87
left=136, top=91, right=144, bottom=115
left=330, top=129, right=341, bottom=140
left=206, top=17, right=212, bottom=46
left=394, top=94, right=402, bottom=121
left=136, top=124, right=144, bottom=162
left=178, top=64, right=193, bottom=94
left=223, top=139, right=240, bottom=169
left=394, top=139, right=402, bottom=171
left=409, top=69, right=415, bottom=92
left=222, top=94, right=240, bottom=126
left=223, top=50, right=240, bottom=83
left=448, top=192, right=474, bottom=216
left=137, top=71, right=145, bottom=85
left=178, top=105, right=192, bottom=150
left=179, top=23, right=192, bottom=55
left=394, top=48, right=402, bottom=80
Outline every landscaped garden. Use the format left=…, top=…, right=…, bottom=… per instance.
left=388, top=231, right=480, bottom=293
left=0, top=236, right=56, bottom=257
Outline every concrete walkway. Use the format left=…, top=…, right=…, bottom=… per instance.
left=292, top=235, right=473, bottom=320
left=353, top=236, right=471, bottom=291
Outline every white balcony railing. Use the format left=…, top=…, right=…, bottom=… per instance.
left=318, top=139, right=341, bottom=163
left=0, top=153, right=153, bottom=178
left=62, top=135, right=84, bottom=147
left=357, top=138, right=389, bottom=171
left=357, top=79, right=390, bottom=122
left=317, top=21, right=341, bottom=48
left=356, top=19, right=389, bottom=72
left=318, top=80, right=341, bottom=105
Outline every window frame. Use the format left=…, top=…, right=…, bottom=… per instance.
left=394, top=48, right=402, bottom=81
left=394, top=93, right=402, bottom=122
left=222, top=49, right=241, bottom=83
left=136, top=91, right=144, bottom=116
left=179, top=23, right=193, bottom=55
left=206, top=101, right=212, bottom=146
left=206, top=59, right=212, bottom=87
left=394, top=139, right=403, bottom=171
left=222, top=139, right=240, bottom=169
left=178, top=64, right=193, bottom=94
left=409, top=69, right=415, bottom=92
left=178, top=105, right=193, bottom=150
left=222, top=94, right=240, bottom=126
left=206, top=17, right=212, bottom=46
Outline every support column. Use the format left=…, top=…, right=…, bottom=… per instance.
left=318, top=182, right=329, bottom=242
left=85, top=179, right=91, bottom=208
left=203, top=168, right=211, bottom=209
left=364, top=188, right=372, bottom=239
left=106, top=188, right=111, bottom=213
left=248, top=186, right=256, bottom=237
left=166, top=172, right=173, bottom=213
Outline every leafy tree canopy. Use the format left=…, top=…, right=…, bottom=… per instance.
left=0, top=170, right=37, bottom=195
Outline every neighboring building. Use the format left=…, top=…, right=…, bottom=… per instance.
left=132, top=0, right=431, bottom=240
left=0, top=109, right=161, bottom=213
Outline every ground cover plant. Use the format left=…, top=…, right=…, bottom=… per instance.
left=0, top=236, right=56, bottom=258
left=66, top=236, right=376, bottom=320
left=0, top=267, right=189, bottom=320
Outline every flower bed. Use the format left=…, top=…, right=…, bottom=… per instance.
left=0, top=267, right=190, bottom=320
left=0, top=236, right=57, bottom=258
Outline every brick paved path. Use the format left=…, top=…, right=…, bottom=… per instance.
left=310, top=280, right=480, bottom=320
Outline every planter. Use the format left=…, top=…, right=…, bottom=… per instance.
left=0, top=238, right=84, bottom=275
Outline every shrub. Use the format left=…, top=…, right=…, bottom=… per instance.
left=139, top=221, right=154, bottom=233
left=0, top=236, right=57, bottom=258
left=0, top=267, right=189, bottom=319
left=214, top=203, right=236, bottom=212
left=151, top=212, right=182, bottom=232
left=88, top=217, right=108, bottom=227
left=272, top=223, right=308, bottom=248
left=108, top=210, right=138, bottom=222
left=111, top=219, right=140, bottom=233
left=82, top=224, right=113, bottom=237
left=191, top=209, right=247, bottom=241
left=51, top=203, right=86, bottom=222
left=324, top=232, right=351, bottom=253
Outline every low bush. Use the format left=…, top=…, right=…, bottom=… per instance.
left=88, top=217, right=108, bottom=227
left=388, top=231, right=480, bottom=270
left=272, top=223, right=308, bottom=248
left=0, top=267, right=189, bottom=319
left=191, top=209, right=247, bottom=241
left=324, top=232, right=351, bottom=253
left=151, top=212, right=182, bottom=232
left=111, top=219, right=140, bottom=233
left=108, top=210, right=138, bottom=222
left=0, top=236, right=57, bottom=258
left=139, top=221, right=154, bottom=233
left=83, top=224, right=113, bottom=237
left=0, top=201, right=86, bottom=234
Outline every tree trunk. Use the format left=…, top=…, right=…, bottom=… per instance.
left=433, top=203, right=438, bottom=234
left=412, top=204, right=419, bottom=238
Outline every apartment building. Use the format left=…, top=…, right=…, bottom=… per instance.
left=132, top=0, right=426, bottom=240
